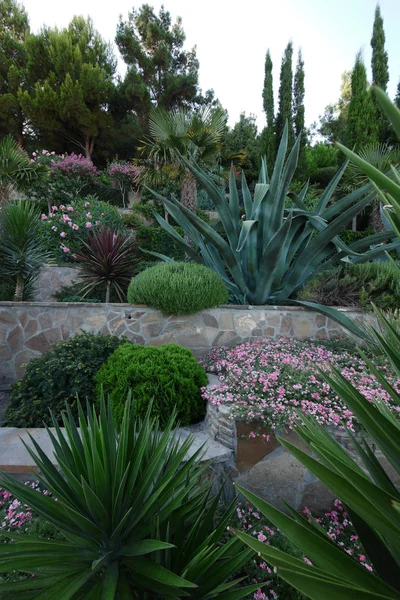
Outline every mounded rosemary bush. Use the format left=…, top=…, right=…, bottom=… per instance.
left=95, top=343, right=208, bottom=427
left=298, top=260, right=400, bottom=311
left=127, top=262, right=228, bottom=315
left=5, top=332, right=126, bottom=427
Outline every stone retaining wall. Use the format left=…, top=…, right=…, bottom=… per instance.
left=33, top=265, right=81, bottom=301
left=0, top=301, right=376, bottom=384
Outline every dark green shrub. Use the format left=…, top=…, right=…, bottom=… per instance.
left=128, top=261, right=229, bottom=314
left=339, top=227, right=375, bottom=246
left=308, top=166, right=338, bottom=187
left=5, top=332, right=126, bottom=427
left=197, top=188, right=215, bottom=210
left=95, top=343, right=208, bottom=426
left=136, top=225, right=186, bottom=261
left=298, top=260, right=400, bottom=311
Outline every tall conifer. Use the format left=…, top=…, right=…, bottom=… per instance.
left=293, top=49, right=306, bottom=172
left=262, top=49, right=275, bottom=170
left=275, top=41, right=294, bottom=152
left=371, top=4, right=390, bottom=142
left=346, top=52, right=378, bottom=150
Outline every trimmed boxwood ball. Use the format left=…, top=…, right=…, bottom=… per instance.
left=5, top=332, right=126, bottom=427
left=95, top=343, right=208, bottom=427
left=127, top=261, right=228, bottom=315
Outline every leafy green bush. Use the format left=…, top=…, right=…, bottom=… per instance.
left=197, top=188, right=215, bottom=210
left=338, top=227, right=375, bottom=246
left=136, top=224, right=186, bottom=261
left=298, top=260, right=400, bottom=311
left=95, top=343, right=208, bottom=426
left=308, top=166, right=338, bottom=187
left=5, top=332, right=126, bottom=427
left=128, top=262, right=228, bottom=314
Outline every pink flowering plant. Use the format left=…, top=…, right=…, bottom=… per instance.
left=107, top=159, right=139, bottom=207
left=230, top=498, right=372, bottom=600
left=40, top=195, right=126, bottom=262
left=201, top=338, right=400, bottom=433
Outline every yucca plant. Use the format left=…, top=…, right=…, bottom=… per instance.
left=0, top=397, right=262, bottom=599
left=147, top=123, right=399, bottom=315
left=73, top=227, right=139, bottom=303
left=0, top=200, right=52, bottom=301
left=0, top=136, right=48, bottom=203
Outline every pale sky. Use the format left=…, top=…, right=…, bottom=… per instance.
left=21, top=0, right=400, bottom=131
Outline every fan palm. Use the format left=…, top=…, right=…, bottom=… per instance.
left=0, top=136, right=48, bottom=203
left=0, top=200, right=52, bottom=301
left=137, top=106, right=227, bottom=213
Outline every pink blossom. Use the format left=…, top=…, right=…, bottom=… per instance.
left=60, top=232, right=66, bottom=238
left=41, top=214, right=47, bottom=221
left=85, top=222, right=92, bottom=228
left=72, top=224, right=79, bottom=230
left=51, top=226, right=57, bottom=232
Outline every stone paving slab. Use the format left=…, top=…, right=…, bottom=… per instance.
left=0, top=424, right=233, bottom=476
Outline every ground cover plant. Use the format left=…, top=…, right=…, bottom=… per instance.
left=128, top=261, right=228, bottom=315
left=95, top=343, right=208, bottom=426
left=201, top=338, right=400, bottom=432
left=5, top=332, right=126, bottom=427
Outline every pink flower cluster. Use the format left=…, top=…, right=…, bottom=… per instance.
left=233, top=498, right=373, bottom=599
left=0, top=483, right=50, bottom=530
left=50, top=153, right=98, bottom=178
left=201, top=338, right=400, bottom=432
left=108, top=160, right=138, bottom=183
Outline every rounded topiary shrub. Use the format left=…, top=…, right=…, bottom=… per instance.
left=95, top=343, right=208, bottom=427
left=127, top=262, right=228, bottom=315
left=5, top=332, right=126, bottom=427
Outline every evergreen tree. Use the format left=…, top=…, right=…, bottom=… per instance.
left=0, top=0, right=30, bottom=145
left=319, top=71, right=351, bottom=144
left=261, top=49, right=275, bottom=170
left=224, top=113, right=260, bottom=183
left=395, top=80, right=400, bottom=110
left=371, top=3, right=390, bottom=142
left=116, top=5, right=211, bottom=129
left=346, top=52, right=378, bottom=150
left=19, top=17, right=116, bottom=160
left=275, top=41, right=294, bottom=152
left=293, top=49, right=306, bottom=173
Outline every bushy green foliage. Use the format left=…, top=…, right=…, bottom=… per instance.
left=308, top=166, right=338, bottom=187
left=5, top=332, right=125, bottom=427
left=299, top=260, right=400, bottom=311
left=338, top=228, right=375, bottom=246
left=128, top=262, right=228, bottom=314
left=197, top=188, right=215, bottom=210
left=95, top=343, right=208, bottom=426
left=136, top=225, right=186, bottom=261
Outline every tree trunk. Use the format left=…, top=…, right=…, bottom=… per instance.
left=84, top=136, right=95, bottom=161
left=105, top=283, right=110, bottom=304
left=14, top=276, right=24, bottom=302
left=17, top=133, right=24, bottom=148
left=180, top=168, right=197, bottom=213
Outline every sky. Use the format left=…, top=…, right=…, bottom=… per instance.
left=21, top=0, right=400, bottom=131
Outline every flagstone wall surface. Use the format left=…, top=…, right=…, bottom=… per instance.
left=0, top=302, right=376, bottom=384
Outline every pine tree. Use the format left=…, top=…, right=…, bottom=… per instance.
left=19, top=16, right=116, bottom=159
left=275, top=41, right=294, bottom=152
left=293, top=49, right=306, bottom=173
left=371, top=3, right=390, bottom=142
left=262, top=49, right=275, bottom=169
left=116, top=5, right=211, bottom=130
left=346, top=52, right=378, bottom=150
left=0, top=0, right=30, bottom=145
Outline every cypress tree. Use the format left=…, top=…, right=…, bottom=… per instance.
left=262, top=49, right=275, bottom=170
left=293, top=49, right=306, bottom=173
left=371, top=4, right=390, bottom=142
left=346, top=52, right=378, bottom=150
left=395, top=80, right=400, bottom=110
left=275, top=41, right=294, bottom=152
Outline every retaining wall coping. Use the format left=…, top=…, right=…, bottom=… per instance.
left=0, top=301, right=367, bottom=314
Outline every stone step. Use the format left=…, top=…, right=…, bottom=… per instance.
left=0, top=423, right=233, bottom=477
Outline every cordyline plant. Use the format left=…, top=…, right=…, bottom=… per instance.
left=230, top=88, right=400, bottom=600
left=73, top=227, right=139, bottom=303
left=147, top=122, right=399, bottom=338
left=0, top=398, right=262, bottom=599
